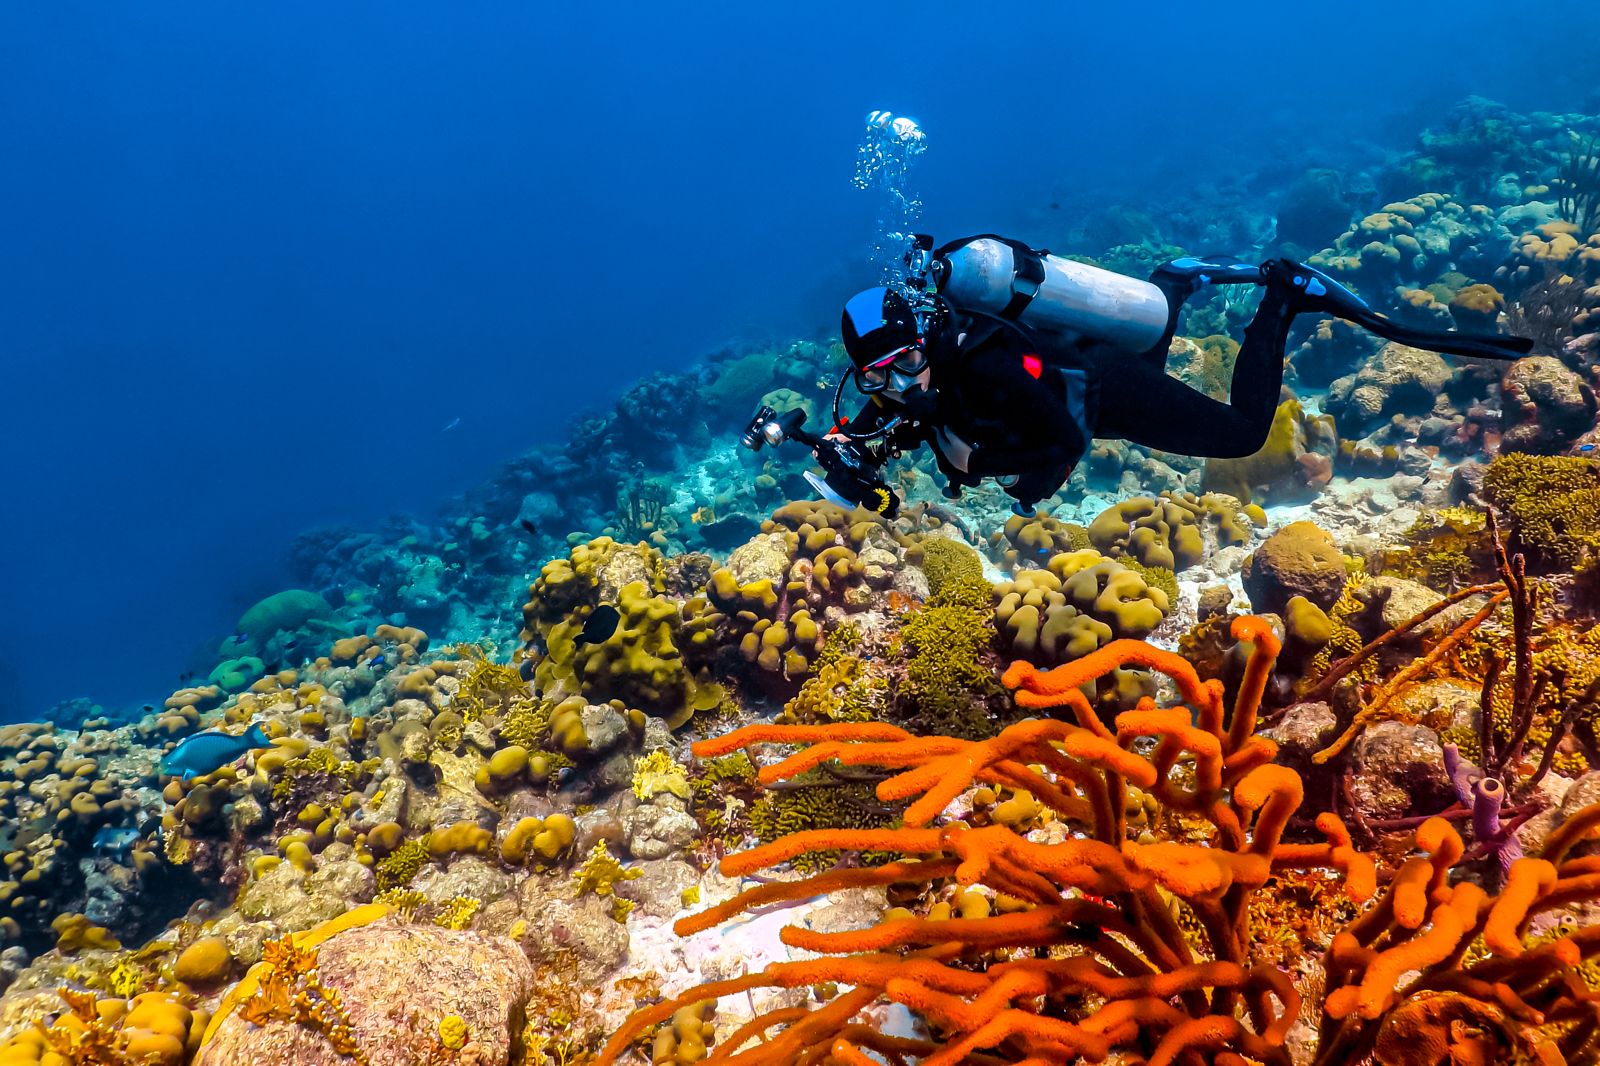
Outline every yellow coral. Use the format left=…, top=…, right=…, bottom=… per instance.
left=433, top=896, right=480, bottom=931
left=375, top=836, right=430, bottom=891
left=372, top=888, right=426, bottom=919
left=573, top=841, right=641, bottom=906
left=632, top=750, right=691, bottom=802
left=437, top=1014, right=468, bottom=1051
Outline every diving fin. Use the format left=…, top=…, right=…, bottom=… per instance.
left=1340, top=304, right=1534, bottom=362
left=1157, top=255, right=1264, bottom=287
left=1263, top=258, right=1535, bottom=362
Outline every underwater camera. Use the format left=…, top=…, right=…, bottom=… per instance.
left=739, top=405, right=804, bottom=452
left=739, top=404, right=900, bottom=518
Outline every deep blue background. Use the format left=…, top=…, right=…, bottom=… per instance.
left=2, top=1, right=1595, bottom=719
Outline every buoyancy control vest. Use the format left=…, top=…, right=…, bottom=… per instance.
left=919, top=313, right=1095, bottom=509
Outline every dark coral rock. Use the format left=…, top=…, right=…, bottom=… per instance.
left=1259, top=701, right=1338, bottom=779
left=1327, top=343, right=1454, bottom=439
left=1348, top=721, right=1454, bottom=821
left=1241, top=521, right=1347, bottom=614
left=1499, top=355, right=1597, bottom=455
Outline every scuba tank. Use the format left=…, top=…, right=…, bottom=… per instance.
left=927, top=235, right=1170, bottom=352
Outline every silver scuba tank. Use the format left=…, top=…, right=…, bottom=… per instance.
left=929, top=236, right=1170, bottom=352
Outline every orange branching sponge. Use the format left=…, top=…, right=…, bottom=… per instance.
left=1317, top=810, right=1600, bottom=1065
left=234, top=936, right=366, bottom=1064
left=596, top=617, right=1377, bottom=1066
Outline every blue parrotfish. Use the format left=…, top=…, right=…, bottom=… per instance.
left=159, top=723, right=272, bottom=781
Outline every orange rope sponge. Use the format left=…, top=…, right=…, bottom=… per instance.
left=1003, top=637, right=1215, bottom=712
left=593, top=620, right=1356, bottom=1066
left=601, top=621, right=1600, bottom=1066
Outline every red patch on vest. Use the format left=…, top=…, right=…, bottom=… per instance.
left=1021, top=354, right=1043, bottom=379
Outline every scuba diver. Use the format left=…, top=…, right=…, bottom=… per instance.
left=742, top=233, right=1535, bottom=517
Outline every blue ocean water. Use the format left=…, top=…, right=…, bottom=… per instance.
left=0, top=0, right=1594, bottom=721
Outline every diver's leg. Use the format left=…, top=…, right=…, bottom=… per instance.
left=1095, top=282, right=1293, bottom=458
left=1136, top=255, right=1265, bottom=370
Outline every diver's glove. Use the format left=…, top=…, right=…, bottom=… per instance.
left=807, top=438, right=901, bottom=518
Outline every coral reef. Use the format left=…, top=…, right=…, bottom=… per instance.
left=11, top=91, right=1600, bottom=1066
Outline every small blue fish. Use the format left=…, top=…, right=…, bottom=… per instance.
left=1581, top=444, right=1596, bottom=452
left=92, top=826, right=142, bottom=860
left=369, top=654, right=386, bottom=668
left=159, top=723, right=272, bottom=781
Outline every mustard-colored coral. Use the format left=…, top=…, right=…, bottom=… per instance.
left=372, top=888, right=426, bottom=919
left=987, top=511, right=1090, bottom=569
left=374, top=836, right=430, bottom=891
left=749, top=778, right=900, bottom=874
left=913, top=535, right=986, bottom=595
left=433, top=896, right=480, bottom=931
left=450, top=646, right=529, bottom=724
left=1088, top=491, right=1253, bottom=571
left=1482, top=452, right=1600, bottom=571
left=632, top=750, right=691, bottom=802
left=899, top=577, right=1001, bottom=739
left=52, top=913, right=120, bottom=953
left=573, top=840, right=642, bottom=908
left=6, top=987, right=204, bottom=1066
left=496, top=696, right=552, bottom=751
left=437, top=1014, right=468, bottom=1051
left=1384, top=506, right=1492, bottom=589
left=776, top=625, right=884, bottom=726
left=993, top=551, right=1169, bottom=679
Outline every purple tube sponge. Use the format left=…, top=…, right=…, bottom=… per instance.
left=1473, top=776, right=1523, bottom=875
left=1442, top=742, right=1477, bottom=807
left=1443, top=743, right=1523, bottom=874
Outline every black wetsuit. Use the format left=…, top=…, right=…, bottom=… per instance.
left=850, top=263, right=1296, bottom=511
left=1101, top=262, right=1293, bottom=458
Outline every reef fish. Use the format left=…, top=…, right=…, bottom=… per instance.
left=91, top=825, right=142, bottom=859
left=574, top=604, right=621, bottom=646
left=159, top=723, right=272, bottom=781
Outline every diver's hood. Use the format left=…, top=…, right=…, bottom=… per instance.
left=841, top=287, right=919, bottom=368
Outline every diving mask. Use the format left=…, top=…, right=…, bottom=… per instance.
left=854, top=343, right=928, bottom=394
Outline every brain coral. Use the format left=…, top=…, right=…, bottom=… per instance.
left=994, top=549, right=1170, bottom=668
left=1087, top=492, right=1259, bottom=568
left=1325, top=342, right=1454, bottom=439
